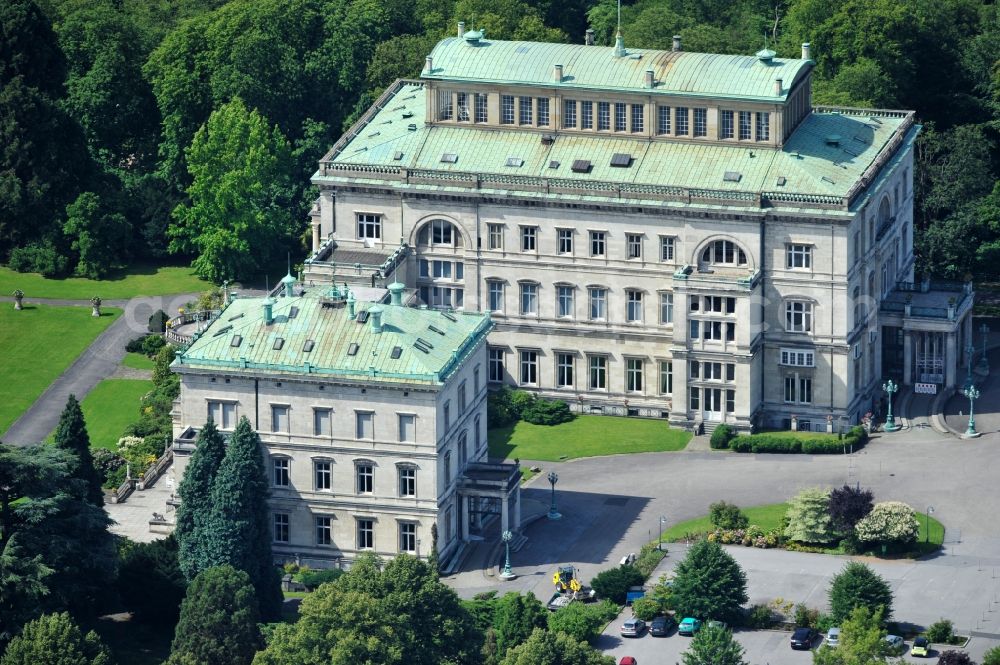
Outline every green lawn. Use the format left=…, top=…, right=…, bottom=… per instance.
left=488, top=415, right=691, bottom=462
left=0, top=263, right=209, bottom=300
left=123, top=352, right=156, bottom=370
left=0, top=305, right=121, bottom=435
left=76, top=379, right=152, bottom=450
left=659, top=503, right=790, bottom=542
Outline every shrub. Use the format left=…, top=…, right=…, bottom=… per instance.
left=488, top=386, right=518, bottom=428
left=937, top=651, right=975, bottom=665
left=295, top=568, right=344, bottom=590
left=93, top=448, right=127, bottom=485
left=983, top=645, right=1000, bottom=665
left=829, top=485, right=875, bottom=534
left=746, top=604, right=775, bottom=628
left=634, top=542, right=666, bottom=578
left=730, top=427, right=868, bottom=454
left=546, top=600, right=610, bottom=643
left=794, top=603, right=819, bottom=628
left=710, top=501, right=749, bottom=530
left=926, top=619, right=955, bottom=644
left=631, top=596, right=661, bottom=621
left=8, top=240, right=71, bottom=277
left=784, top=487, right=836, bottom=544
left=141, top=334, right=166, bottom=356
left=710, top=424, right=736, bottom=449
left=521, top=398, right=574, bottom=425
left=510, top=389, right=536, bottom=415
left=590, top=565, right=645, bottom=605
left=149, top=309, right=169, bottom=333
left=854, top=501, right=920, bottom=546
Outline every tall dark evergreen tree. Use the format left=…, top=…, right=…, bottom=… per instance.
left=175, top=420, right=226, bottom=581
left=52, top=395, right=103, bottom=506
left=206, top=417, right=282, bottom=620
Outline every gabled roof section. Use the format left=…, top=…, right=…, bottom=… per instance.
left=174, top=290, right=491, bottom=386
left=424, top=38, right=812, bottom=102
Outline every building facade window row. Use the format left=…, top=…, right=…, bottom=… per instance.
left=270, top=456, right=421, bottom=497
left=489, top=349, right=674, bottom=396
left=273, top=512, right=419, bottom=554
left=487, top=280, right=674, bottom=324
left=486, top=224, right=679, bottom=262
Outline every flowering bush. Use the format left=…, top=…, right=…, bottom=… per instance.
left=855, top=501, right=919, bottom=544
left=709, top=525, right=781, bottom=548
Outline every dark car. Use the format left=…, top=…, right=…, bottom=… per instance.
left=650, top=615, right=677, bottom=636
left=790, top=627, right=817, bottom=650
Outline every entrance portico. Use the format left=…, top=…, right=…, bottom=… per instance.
left=456, top=462, right=522, bottom=540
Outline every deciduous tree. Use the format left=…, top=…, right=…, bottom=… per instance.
left=670, top=540, right=748, bottom=624
left=829, top=485, right=875, bottom=534
left=492, top=592, right=548, bottom=655
left=682, top=624, right=747, bottom=665
left=813, top=606, right=891, bottom=665
left=829, top=562, right=893, bottom=622
left=0, top=612, right=111, bottom=665
left=854, top=502, right=919, bottom=547
left=499, top=628, right=614, bottom=665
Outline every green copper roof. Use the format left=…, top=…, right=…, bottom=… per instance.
left=320, top=82, right=916, bottom=205
left=174, top=290, right=491, bottom=385
left=425, top=38, right=812, bottom=102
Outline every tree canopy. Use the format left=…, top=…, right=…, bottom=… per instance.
left=828, top=562, right=894, bottom=622
left=498, top=628, right=614, bottom=665
left=0, top=612, right=112, bottom=665
left=670, top=540, right=749, bottom=624
left=682, top=624, right=748, bottom=665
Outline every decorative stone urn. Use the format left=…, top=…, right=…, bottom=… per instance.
left=12, top=289, right=23, bottom=310
left=91, top=296, right=102, bottom=317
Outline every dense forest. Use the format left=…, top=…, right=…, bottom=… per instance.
left=2, top=0, right=999, bottom=282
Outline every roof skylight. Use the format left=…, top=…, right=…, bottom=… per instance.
left=440, top=153, right=458, bottom=163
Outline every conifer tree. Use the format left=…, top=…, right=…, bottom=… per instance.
left=175, top=420, right=226, bottom=581
left=207, top=417, right=282, bottom=620
left=52, top=394, right=103, bottom=506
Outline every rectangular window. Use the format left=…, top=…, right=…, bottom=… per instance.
left=432, top=260, right=452, bottom=279
left=613, top=102, right=626, bottom=131
left=356, top=412, right=374, bottom=440
left=518, top=96, right=532, bottom=125
left=520, top=226, right=537, bottom=252
left=785, top=301, right=813, bottom=333
left=690, top=386, right=700, bottom=410
left=308, top=408, right=331, bottom=438
left=356, top=462, right=373, bottom=493
left=726, top=363, right=736, bottom=381
left=589, top=288, right=607, bottom=320
left=598, top=102, right=610, bottom=130
left=693, top=108, right=707, bottom=137
left=799, top=377, right=812, bottom=403
left=399, top=522, right=417, bottom=553
left=690, top=360, right=700, bottom=379
left=659, top=293, right=673, bottom=324
left=488, top=348, right=504, bottom=382
left=581, top=101, right=594, bottom=129
left=563, top=99, right=577, bottom=128
left=739, top=111, right=752, bottom=140
left=458, top=382, right=467, bottom=413
left=357, top=519, right=374, bottom=550
left=755, top=112, right=770, bottom=141
left=314, top=461, right=331, bottom=491
left=556, top=352, right=574, bottom=387
left=660, top=236, right=675, bottom=261
left=557, top=285, right=574, bottom=317
left=626, top=290, right=643, bottom=322
left=726, top=389, right=735, bottom=413
left=589, top=355, right=607, bottom=390
left=273, top=458, right=289, bottom=487
left=398, top=414, right=415, bottom=442
left=780, top=349, right=816, bottom=367
left=474, top=93, right=488, bottom=123
left=721, top=110, right=734, bottom=139
left=537, top=97, right=550, bottom=126
left=271, top=405, right=289, bottom=433
left=456, top=92, right=469, bottom=121
left=315, top=516, right=332, bottom=546
left=627, top=234, right=642, bottom=259
left=675, top=107, right=689, bottom=135
left=438, top=89, right=453, bottom=120
left=273, top=513, right=289, bottom=543
left=657, top=106, right=671, bottom=135
left=626, top=358, right=644, bottom=392
left=689, top=320, right=699, bottom=339
left=488, top=281, right=504, bottom=312
left=557, top=228, right=573, bottom=254
left=519, top=350, right=538, bottom=385
left=590, top=231, right=606, bottom=257
left=398, top=466, right=416, bottom=497
left=786, top=244, right=812, bottom=269
left=520, top=283, right=537, bottom=316
left=501, top=95, right=514, bottom=124
left=631, top=104, right=644, bottom=133
left=208, top=401, right=236, bottom=429
left=488, top=223, right=503, bottom=250
left=659, top=361, right=673, bottom=395
left=357, top=213, right=381, bottom=240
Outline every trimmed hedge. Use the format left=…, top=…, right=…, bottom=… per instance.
left=731, top=426, right=868, bottom=454
left=710, top=424, right=736, bottom=449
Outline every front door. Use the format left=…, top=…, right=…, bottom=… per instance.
left=703, top=388, right=723, bottom=421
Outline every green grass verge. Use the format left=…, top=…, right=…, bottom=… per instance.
left=0, top=305, right=120, bottom=435
left=520, top=466, right=539, bottom=484
left=659, top=503, right=790, bottom=542
left=488, top=415, right=691, bottom=462
left=0, top=263, right=209, bottom=300
left=92, top=615, right=172, bottom=665
left=123, top=352, right=156, bottom=370
left=76, top=379, right=152, bottom=450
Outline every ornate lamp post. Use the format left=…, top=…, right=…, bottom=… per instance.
left=981, top=323, right=990, bottom=369
left=547, top=471, right=562, bottom=520
left=965, top=342, right=976, bottom=389
left=658, top=516, right=667, bottom=551
left=882, top=379, right=900, bottom=432
left=499, top=530, right=517, bottom=580
left=925, top=506, right=935, bottom=543
left=963, top=384, right=981, bottom=438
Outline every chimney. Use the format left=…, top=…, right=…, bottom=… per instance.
left=370, top=306, right=384, bottom=334
left=644, top=69, right=654, bottom=89
left=774, top=78, right=783, bottom=96
left=388, top=282, right=405, bottom=306
left=553, top=64, right=563, bottom=83
left=347, top=289, right=356, bottom=319
left=263, top=297, right=275, bottom=325
left=458, top=21, right=465, bottom=38
left=672, top=35, right=682, bottom=52
left=281, top=272, right=295, bottom=298
left=585, top=28, right=594, bottom=46
left=801, top=42, right=811, bottom=60
left=424, top=56, right=433, bottom=73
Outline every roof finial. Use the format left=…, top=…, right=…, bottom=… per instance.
left=613, top=0, right=626, bottom=58
left=755, top=32, right=776, bottom=62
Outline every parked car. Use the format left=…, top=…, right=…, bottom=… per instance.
left=619, top=658, right=637, bottom=665
left=620, top=618, right=646, bottom=637
left=911, top=637, right=930, bottom=657
left=706, top=620, right=728, bottom=630
left=650, top=615, right=677, bottom=636
left=790, top=627, right=817, bottom=650
left=884, top=635, right=905, bottom=654
left=678, top=618, right=702, bottom=635
left=826, top=627, right=841, bottom=647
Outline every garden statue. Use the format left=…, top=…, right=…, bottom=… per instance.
left=91, top=296, right=102, bottom=317
left=12, top=289, right=23, bottom=310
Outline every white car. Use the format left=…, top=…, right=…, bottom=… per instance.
left=826, top=627, right=840, bottom=647
left=885, top=635, right=905, bottom=653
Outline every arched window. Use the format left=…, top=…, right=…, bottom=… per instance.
left=878, top=197, right=891, bottom=228
left=701, top=240, right=747, bottom=267
left=416, top=219, right=462, bottom=248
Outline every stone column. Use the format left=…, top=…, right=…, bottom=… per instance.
left=501, top=493, right=509, bottom=534
left=946, top=331, right=957, bottom=388
left=903, top=332, right=913, bottom=384
left=311, top=221, right=321, bottom=253
left=513, top=489, right=521, bottom=532
left=461, top=495, right=470, bottom=542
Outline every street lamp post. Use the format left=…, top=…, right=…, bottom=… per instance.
left=547, top=472, right=562, bottom=520
left=981, top=323, right=991, bottom=369
left=925, top=506, right=935, bottom=543
left=963, top=384, right=981, bottom=438
left=659, top=516, right=667, bottom=551
left=965, top=342, right=976, bottom=389
left=499, top=530, right=516, bottom=580
left=882, top=379, right=900, bottom=432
